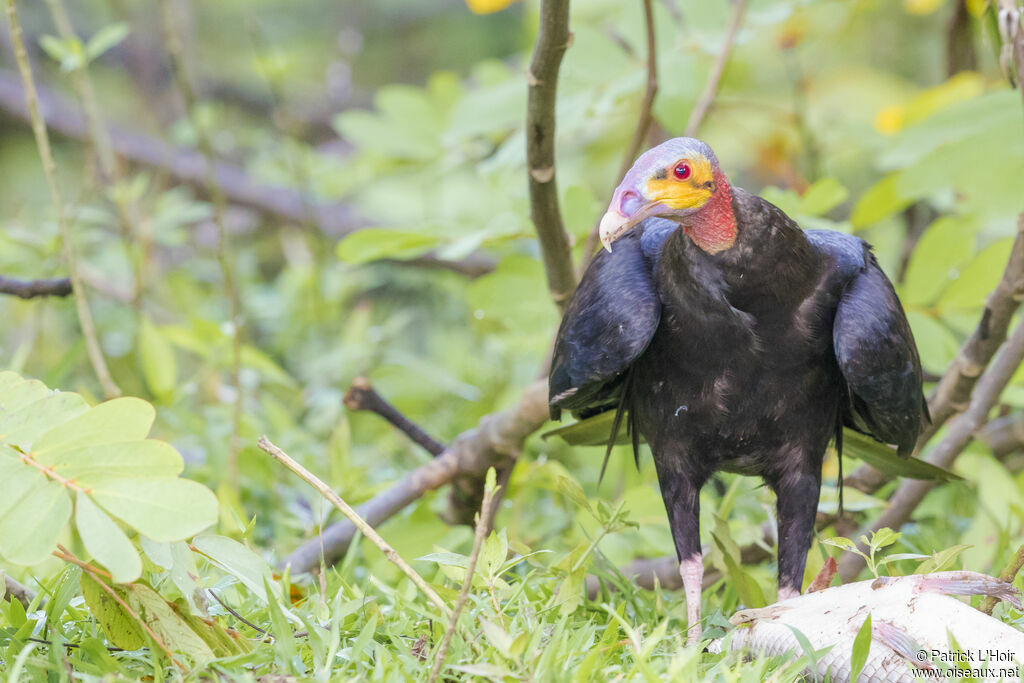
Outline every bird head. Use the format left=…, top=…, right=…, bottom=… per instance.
left=599, top=137, right=736, bottom=254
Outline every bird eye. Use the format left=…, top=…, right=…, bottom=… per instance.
left=673, top=162, right=691, bottom=180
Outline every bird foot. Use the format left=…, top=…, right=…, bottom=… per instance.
left=679, top=556, right=704, bottom=645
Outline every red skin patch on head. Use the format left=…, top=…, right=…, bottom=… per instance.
left=683, top=168, right=736, bottom=254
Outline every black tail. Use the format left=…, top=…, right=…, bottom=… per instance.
left=835, top=409, right=845, bottom=520
left=599, top=367, right=640, bottom=484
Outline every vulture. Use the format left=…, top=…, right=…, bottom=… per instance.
left=548, top=138, right=926, bottom=644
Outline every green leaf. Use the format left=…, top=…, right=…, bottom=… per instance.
left=336, top=229, right=440, bottom=264
left=915, top=544, right=972, bottom=574
left=869, top=528, right=901, bottom=552
left=851, top=174, right=912, bottom=228
left=75, top=492, right=141, bottom=583
left=821, top=537, right=859, bottom=552
left=91, top=478, right=217, bottom=542
left=0, top=392, right=89, bottom=449
left=906, top=311, right=960, bottom=374
left=901, top=216, right=976, bottom=307
left=80, top=573, right=145, bottom=651
left=849, top=613, right=872, bottom=683
left=940, top=238, right=1014, bottom=312
left=33, top=397, right=155, bottom=454
left=191, top=534, right=277, bottom=603
left=84, top=23, right=130, bottom=61
left=124, top=582, right=215, bottom=662
left=799, top=178, right=849, bottom=216
left=0, top=480, right=70, bottom=566
left=842, top=427, right=961, bottom=482
left=138, top=316, right=178, bottom=401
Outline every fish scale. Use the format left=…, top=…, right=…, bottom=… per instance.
left=712, top=571, right=1024, bottom=682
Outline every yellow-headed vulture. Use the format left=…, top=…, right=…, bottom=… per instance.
left=549, top=138, right=926, bottom=643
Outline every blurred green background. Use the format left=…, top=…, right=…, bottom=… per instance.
left=2, top=0, right=1024, bottom=677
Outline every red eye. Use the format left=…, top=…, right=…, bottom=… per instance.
left=673, top=162, right=691, bottom=180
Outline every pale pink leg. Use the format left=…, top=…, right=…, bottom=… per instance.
left=777, top=585, right=800, bottom=601
left=679, top=555, right=704, bottom=645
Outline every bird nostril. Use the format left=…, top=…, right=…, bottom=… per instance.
left=618, top=189, right=641, bottom=216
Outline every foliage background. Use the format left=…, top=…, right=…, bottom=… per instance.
left=1, top=0, right=1024, bottom=679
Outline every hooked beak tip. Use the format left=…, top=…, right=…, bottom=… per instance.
left=598, top=210, right=629, bottom=252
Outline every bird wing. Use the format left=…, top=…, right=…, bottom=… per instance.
left=809, top=231, right=926, bottom=456
left=548, top=224, right=665, bottom=419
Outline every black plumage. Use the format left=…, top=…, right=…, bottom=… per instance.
left=549, top=139, right=925, bottom=642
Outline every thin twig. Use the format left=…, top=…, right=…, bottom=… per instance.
left=581, top=0, right=659, bottom=264
left=0, top=276, right=71, bottom=299
left=53, top=548, right=184, bottom=670
left=526, top=0, right=577, bottom=309
left=5, top=0, right=120, bottom=399
left=208, top=589, right=268, bottom=636
left=344, top=378, right=445, bottom=457
left=43, top=0, right=144, bottom=306
left=428, top=472, right=500, bottom=683
left=282, top=381, right=548, bottom=574
left=683, top=0, right=747, bottom=138
left=161, top=0, right=244, bottom=487
left=257, top=436, right=451, bottom=618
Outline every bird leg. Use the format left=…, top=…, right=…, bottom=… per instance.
left=656, top=467, right=706, bottom=645
left=773, top=468, right=821, bottom=602
left=679, top=554, right=704, bottom=645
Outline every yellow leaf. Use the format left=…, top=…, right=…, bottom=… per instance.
left=904, top=0, right=945, bottom=15
left=873, top=72, right=985, bottom=134
left=466, top=0, right=519, bottom=14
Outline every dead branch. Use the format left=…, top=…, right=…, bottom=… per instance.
left=344, top=378, right=445, bottom=457
left=839, top=314, right=1024, bottom=581
left=3, top=575, right=36, bottom=607
left=258, top=436, right=452, bottom=617
left=283, top=381, right=548, bottom=573
left=526, top=0, right=577, bottom=310
left=978, top=412, right=1024, bottom=458
left=0, top=68, right=365, bottom=237
left=0, top=275, right=71, bottom=299
left=683, top=0, right=747, bottom=138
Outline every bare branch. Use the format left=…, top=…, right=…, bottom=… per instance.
left=0, top=276, right=71, bottom=299
left=683, top=0, right=747, bottom=138
left=5, top=0, right=120, bottom=399
left=344, top=378, right=445, bottom=457
left=258, top=436, right=452, bottom=618
left=3, top=575, right=36, bottom=607
left=282, top=381, right=548, bottom=573
left=0, top=68, right=366, bottom=237
left=429, top=474, right=499, bottom=683
left=526, top=0, right=577, bottom=309
left=839, top=314, right=1024, bottom=581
